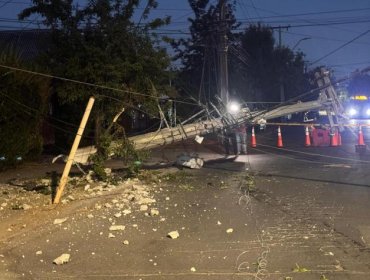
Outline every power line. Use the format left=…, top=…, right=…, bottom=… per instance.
left=284, top=30, right=370, bottom=46
left=310, top=29, right=370, bottom=65
left=0, top=0, right=13, bottom=9
left=0, top=64, right=199, bottom=106
left=238, top=6, right=370, bottom=21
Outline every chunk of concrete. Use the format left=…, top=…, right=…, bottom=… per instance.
left=53, top=218, right=68, bottom=225
left=176, top=155, right=204, bottom=169
left=53, top=253, right=70, bottom=265
left=167, top=230, right=179, bottom=239
left=109, top=225, right=125, bottom=231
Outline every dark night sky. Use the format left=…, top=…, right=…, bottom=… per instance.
left=1, top=0, right=370, bottom=76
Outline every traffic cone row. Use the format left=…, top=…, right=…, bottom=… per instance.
left=247, top=125, right=354, bottom=149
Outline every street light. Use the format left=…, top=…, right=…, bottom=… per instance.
left=292, top=37, right=311, bottom=50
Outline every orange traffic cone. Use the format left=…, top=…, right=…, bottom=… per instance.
left=337, top=130, right=342, bottom=146
left=251, top=126, right=257, bottom=148
left=358, top=126, right=365, bottom=146
left=330, top=129, right=338, bottom=147
left=304, top=126, right=311, bottom=147
left=277, top=126, right=283, bottom=148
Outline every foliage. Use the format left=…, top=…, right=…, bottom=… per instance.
left=171, top=0, right=239, bottom=106
left=0, top=48, right=49, bottom=170
left=89, top=124, right=149, bottom=180
left=230, top=24, right=309, bottom=106
left=19, top=0, right=173, bottom=148
left=348, top=72, right=370, bottom=95
left=292, top=263, right=310, bottom=272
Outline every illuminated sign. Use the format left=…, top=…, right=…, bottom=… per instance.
left=350, top=95, right=368, bottom=100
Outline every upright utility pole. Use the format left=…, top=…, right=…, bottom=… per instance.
left=218, top=0, right=229, bottom=105
left=272, top=25, right=290, bottom=103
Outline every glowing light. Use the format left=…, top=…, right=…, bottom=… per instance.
left=227, top=101, right=241, bottom=114
left=348, top=108, right=357, bottom=116
left=351, top=95, right=368, bottom=100
left=366, top=109, right=370, bottom=115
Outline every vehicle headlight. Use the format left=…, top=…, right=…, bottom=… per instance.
left=348, top=108, right=357, bottom=116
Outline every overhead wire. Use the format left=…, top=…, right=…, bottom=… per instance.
left=310, top=29, right=370, bottom=65
left=0, top=64, right=200, bottom=107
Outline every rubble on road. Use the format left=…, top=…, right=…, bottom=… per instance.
left=53, top=254, right=70, bottom=265
left=167, top=230, right=180, bottom=239
left=176, top=154, right=204, bottom=169
left=109, top=225, right=125, bottom=231
left=53, top=218, right=68, bottom=225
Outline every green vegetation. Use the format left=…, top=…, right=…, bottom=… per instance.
left=0, top=49, right=49, bottom=170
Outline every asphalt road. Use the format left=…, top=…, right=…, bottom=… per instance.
left=1, top=126, right=370, bottom=279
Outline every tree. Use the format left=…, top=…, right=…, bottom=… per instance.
left=230, top=24, right=309, bottom=106
left=0, top=48, right=49, bottom=169
left=348, top=72, right=370, bottom=95
left=19, top=0, right=172, bottom=147
left=172, top=0, right=239, bottom=107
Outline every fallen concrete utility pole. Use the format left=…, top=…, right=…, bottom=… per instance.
left=69, top=97, right=331, bottom=165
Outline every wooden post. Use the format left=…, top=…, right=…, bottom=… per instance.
left=53, top=96, right=95, bottom=204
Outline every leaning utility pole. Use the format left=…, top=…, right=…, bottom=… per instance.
left=218, top=0, right=229, bottom=105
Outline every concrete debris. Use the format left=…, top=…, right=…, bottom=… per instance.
left=87, top=214, right=94, bottom=219
left=36, top=251, right=42, bottom=255
left=109, top=225, right=125, bottom=231
left=1, top=202, right=7, bottom=207
left=108, top=233, right=115, bottom=238
left=167, top=230, right=179, bottom=239
left=53, top=253, right=70, bottom=265
left=122, top=209, right=132, bottom=215
left=226, top=228, right=233, bottom=233
left=86, top=171, right=94, bottom=183
left=176, top=155, right=204, bottom=169
left=84, top=184, right=90, bottom=191
left=104, top=203, right=112, bottom=208
left=67, top=195, right=75, bottom=201
left=165, top=197, right=170, bottom=201
left=140, top=205, right=148, bottom=211
left=137, top=197, right=156, bottom=205
left=190, top=267, right=196, bottom=272
left=123, top=240, right=129, bottom=245
left=104, top=168, right=112, bottom=175
left=53, top=218, right=68, bottom=225
left=114, top=213, right=122, bottom=218
left=217, top=221, right=222, bottom=225
left=22, top=204, right=32, bottom=210
left=195, top=135, right=204, bottom=144
left=150, top=209, right=159, bottom=216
